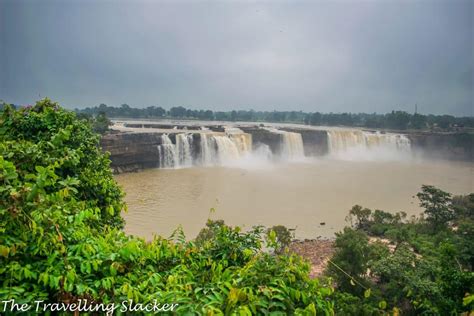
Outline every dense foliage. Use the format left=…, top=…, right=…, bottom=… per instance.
left=75, top=103, right=474, bottom=131
left=0, top=99, right=334, bottom=315
left=328, top=186, right=474, bottom=315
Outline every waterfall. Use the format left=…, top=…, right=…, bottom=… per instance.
left=154, top=127, right=411, bottom=167
left=214, top=136, right=241, bottom=162
left=176, top=134, right=193, bottom=167
left=225, top=127, right=253, bottom=154
left=280, top=132, right=305, bottom=159
left=158, top=133, right=193, bottom=168
left=264, top=128, right=305, bottom=160
left=198, top=129, right=253, bottom=166
left=158, top=134, right=176, bottom=168
left=200, top=133, right=217, bottom=165
left=327, top=130, right=411, bottom=160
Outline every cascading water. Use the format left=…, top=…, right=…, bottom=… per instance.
left=213, top=136, right=241, bottom=163
left=327, top=130, right=411, bottom=160
left=200, top=133, right=217, bottom=165
left=280, top=132, right=305, bottom=159
left=225, top=127, right=253, bottom=154
left=159, top=130, right=254, bottom=168
left=158, top=133, right=193, bottom=168
left=158, top=134, right=176, bottom=168
left=176, top=134, right=193, bottom=167
left=200, top=128, right=252, bottom=165
left=265, top=128, right=305, bottom=160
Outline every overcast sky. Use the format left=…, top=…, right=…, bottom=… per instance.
left=1, top=0, right=472, bottom=115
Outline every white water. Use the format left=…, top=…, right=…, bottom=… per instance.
left=158, top=127, right=412, bottom=168
left=201, top=129, right=253, bottom=165
left=160, top=131, right=254, bottom=168
left=158, top=133, right=193, bottom=168
left=327, top=130, right=411, bottom=161
left=176, top=134, right=193, bottom=167
left=200, top=133, right=216, bottom=166
left=214, top=136, right=242, bottom=163
left=225, top=127, right=253, bottom=155
left=158, top=134, right=176, bottom=168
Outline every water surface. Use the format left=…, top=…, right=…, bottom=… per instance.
left=116, top=159, right=473, bottom=240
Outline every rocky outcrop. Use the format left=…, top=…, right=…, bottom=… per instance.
left=239, top=127, right=282, bottom=154
left=407, top=132, right=473, bottom=161
left=239, top=126, right=329, bottom=156
left=100, top=133, right=163, bottom=173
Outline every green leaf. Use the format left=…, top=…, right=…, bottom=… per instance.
left=0, top=245, right=10, bottom=257
left=364, top=288, right=371, bottom=298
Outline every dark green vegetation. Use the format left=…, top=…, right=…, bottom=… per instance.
left=0, top=100, right=334, bottom=315
left=327, top=185, right=474, bottom=315
left=76, top=111, right=112, bottom=134
left=76, top=103, right=474, bottom=131
left=1, top=99, right=473, bottom=315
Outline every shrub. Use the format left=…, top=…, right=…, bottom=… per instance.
left=267, top=225, right=293, bottom=254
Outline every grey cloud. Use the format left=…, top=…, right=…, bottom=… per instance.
left=1, top=0, right=472, bottom=115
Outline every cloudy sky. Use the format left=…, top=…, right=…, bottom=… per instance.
left=1, top=0, right=472, bottom=115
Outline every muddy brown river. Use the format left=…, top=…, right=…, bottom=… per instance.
left=116, top=159, right=473, bottom=240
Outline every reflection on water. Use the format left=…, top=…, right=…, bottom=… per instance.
left=116, top=159, right=473, bottom=240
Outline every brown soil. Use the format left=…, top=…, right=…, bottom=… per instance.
left=289, top=239, right=335, bottom=278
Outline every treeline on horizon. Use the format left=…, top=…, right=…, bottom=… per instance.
left=2, top=102, right=473, bottom=131
left=75, top=103, right=474, bottom=131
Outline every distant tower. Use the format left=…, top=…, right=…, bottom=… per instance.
left=415, top=104, right=418, bottom=114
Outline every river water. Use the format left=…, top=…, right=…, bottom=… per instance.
left=116, top=159, right=473, bottom=240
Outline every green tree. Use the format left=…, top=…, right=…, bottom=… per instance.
left=410, top=113, right=426, bottom=129
left=417, top=185, right=454, bottom=229
left=169, top=106, right=187, bottom=118
left=346, top=205, right=372, bottom=230
left=327, top=227, right=372, bottom=294
left=92, top=111, right=111, bottom=134
left=267, top=225, right=293, bottom=254
left=385, top=111, right=410, bottom=130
